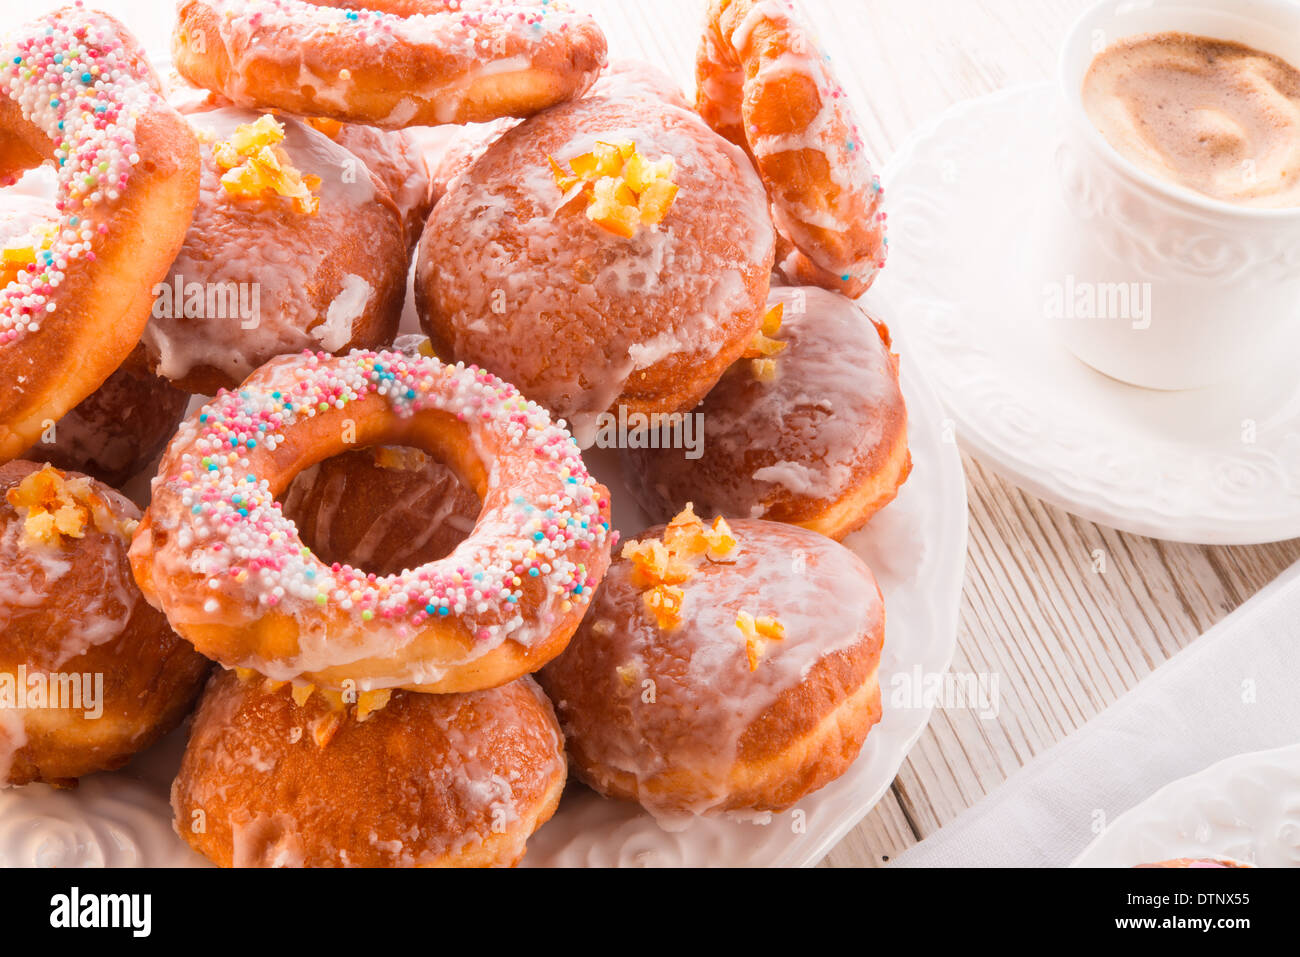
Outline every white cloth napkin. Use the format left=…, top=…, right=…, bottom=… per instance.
left=892, top=560, right=1300, bottom=868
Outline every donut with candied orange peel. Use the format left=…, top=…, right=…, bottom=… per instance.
left=129, top=349, right=614, bottom=695
left=0, top=7, right=200, bottom=462
left=172, top=0, right=608, bottom=129
left=696, top=0, right=887, bottom=297
left=539, top=508, right=885, bottom=821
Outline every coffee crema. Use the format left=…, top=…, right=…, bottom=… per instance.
left=1082, top=32, right=1300, bottom=208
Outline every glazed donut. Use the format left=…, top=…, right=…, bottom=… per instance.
left=539, top=510, right=884, bottom=820
left=172, top=669, right=565, bottom=867
left=172, top=0, right=608, bottom=129
left=23, top=345, right=191, bottom=490
left=130, top=349, right=614, bottom=694
left=0, top=8, right=200, bottom=461
left=0, top=461, right=210, bottom=788
left=282, top=445, right=479, bottom=576
left=141, top=107, right=407, bottom=395
left=417, top=92, right=775, bottom=443
left=625, top=286, right=910, bottom=540
left=696, top=0, right=888, bottom=297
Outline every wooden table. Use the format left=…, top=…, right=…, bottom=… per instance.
left=588, top=0, right=1300, bottom=866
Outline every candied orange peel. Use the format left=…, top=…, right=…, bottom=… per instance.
left=5, top=465, right=132, bottom=547
left=736, top=610, right=786, bottom=670
left=744, top=302, right=788, bottom=379
left=215, top=114, right=321, bottom=215
left=623, top=505, right=740, bottom=630
left=548, top=139, right=679, bottom=238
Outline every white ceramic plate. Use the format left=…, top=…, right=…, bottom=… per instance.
left=1073, top=743, right=1300, bottom=868
left=878, top=83, right=1300, bottom=545
left=0, top=342, right=967, bottom=867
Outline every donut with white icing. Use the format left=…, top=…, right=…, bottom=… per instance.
left=172, top=0, right=608, bottom=129
left=539, top=512, right=884, bottom=820
left=625, top=286, right=910, bottom=540
left=696, top=0, right=888, bottom=297
left=281, top=445, right=478, bottom=577
left=172, top=669, right=566, bottom=867
left=130, top=349, right=614, bottom=695
left=416, top=91, right=776, bottom=444
left=0, top=461, right=210, bottom=788
left=0, top=7, right=200, bottom=461
left=141, top=107, right=407, bottom=395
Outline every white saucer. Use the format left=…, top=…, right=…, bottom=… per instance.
left=1073, top=743, right=1300, bottom=867
left=876, top=83, right=1300, bottom=545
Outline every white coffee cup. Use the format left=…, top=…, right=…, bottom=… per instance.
left=1052, top=0, right=1300, bottom=391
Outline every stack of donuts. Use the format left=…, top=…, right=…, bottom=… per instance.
left=0, top=0, right=910, bottom=867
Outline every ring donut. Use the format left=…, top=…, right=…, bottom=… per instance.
left=172, top=0, right=608, bottom=129
left=130, top=349, right=614, bottom=695
left=0, top=7, right=200, bottom=461
left=696, top=0, right=887, bottom=296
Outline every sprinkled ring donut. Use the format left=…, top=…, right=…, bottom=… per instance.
left=696, top=0, right=887, bottom=297
left=130, top=349, right=614, bottom=695
left=0, top=7, right=200, bottom=460
left=172, top=0, right=609, bottom=129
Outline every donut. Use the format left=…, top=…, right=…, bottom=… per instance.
left=0, top=461, right=210, bottom=788
left=538, top=509, right=884, bottom=820
left=696, top=0, right=888, bottom=297
left=625, top=286, right=910, bottom=540
left=282, top=445, right=479, bottom=576
left=172, top=0, right=608, bottom=129
left=23, top=344, right=191, bottom=489
left=172, top=669, right=565, bottom=867
left=0, top=8, right=200, bottom=461
left=141, top=108, right=407, bottom=395
left=416, top=91, right=776, bottom=444
left=130, top=349, right=614, bottom=694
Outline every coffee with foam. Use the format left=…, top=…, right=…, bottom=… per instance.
left=1083, top=32, right=1300, bottom=208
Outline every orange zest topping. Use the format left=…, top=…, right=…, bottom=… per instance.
left=623, top=505, right=742, bottom=631
left=548, top=139, right=679, bottom=238
left=306, top=116, right=344, bottom=140
left=736, top=611, right=786, bottom=670
left=215, top=115, right=321, bottom=215
left=5, top=464, right=132, bottom=547
left=355, top=689, right=391, bottom=723
left=744, top=303, right=788, bottom=379
left=644, top=584, right=685, bottom=630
